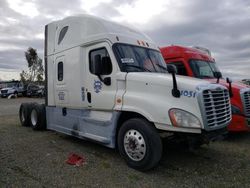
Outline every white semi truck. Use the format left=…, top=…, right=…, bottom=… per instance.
left=19, top=15, right=231, bottom=171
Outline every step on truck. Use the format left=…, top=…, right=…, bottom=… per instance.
left=19, top=15, right=232, bottom=171
left=160, top=45, right=250, bottom=132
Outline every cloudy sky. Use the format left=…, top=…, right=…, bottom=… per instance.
left=0, top=0, right=249, bottom=81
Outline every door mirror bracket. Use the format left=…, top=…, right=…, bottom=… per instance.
left=167, top=65, right=180, bottom=98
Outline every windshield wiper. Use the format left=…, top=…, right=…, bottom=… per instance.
left=124, top=64, right=151, bottom=72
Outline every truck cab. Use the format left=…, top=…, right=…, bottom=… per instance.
left=160, top=45, right=250, bottom=132
left=20, top=15, right=231, bottom=171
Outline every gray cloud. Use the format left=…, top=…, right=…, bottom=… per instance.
left=0, top=0, right=249, bottom=80
left=90, top=3, right=121, bottom=19
left=144, top=0, right=250, bottom=80
left=36, top=0, right=85, bottom=18
left=0, top=49, right=26, bottom=70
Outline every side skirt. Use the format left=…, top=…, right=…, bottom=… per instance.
left=46, top=106, right=120, bottom=148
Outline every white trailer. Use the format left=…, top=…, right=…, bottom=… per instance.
left=19, top=15, right=231, bottom=171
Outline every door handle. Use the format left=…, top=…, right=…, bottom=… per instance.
left=87, top=92, right=91, bottom=103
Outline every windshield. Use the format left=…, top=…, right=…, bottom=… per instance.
left=113, top=43, right=167, bottom=73
left=189, top=60, right=220, bottom=79
left=6, top=82, right=17, bottom=88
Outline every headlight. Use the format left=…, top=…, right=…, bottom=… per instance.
left=169, top=108, right=201, bottom=128
left=231, top=105, right=241, bottom=115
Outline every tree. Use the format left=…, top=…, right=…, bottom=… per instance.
left=20, top=47, right=44, bottom=83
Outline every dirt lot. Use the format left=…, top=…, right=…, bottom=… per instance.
left=1, top=98, right=250, bottom=187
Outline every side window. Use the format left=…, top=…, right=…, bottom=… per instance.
left=89, top=48, right=112, bottom=75
left=58, top=26, right=68, bottom=45
left=58, top=62, right=63, bottom=81
left=168, top=61, right=187, bottom=76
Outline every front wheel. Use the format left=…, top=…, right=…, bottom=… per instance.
left=118, top=118, right=162, bottom=171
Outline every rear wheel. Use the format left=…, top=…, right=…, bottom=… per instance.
left=19, top=103, right=33, bottom=126
left=118, top=118, right=162, bottom=171
left=30, top=104, right=46, bottom=130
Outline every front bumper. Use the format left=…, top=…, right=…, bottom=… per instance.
left=179, top=127, right=228, bottom=146
left=168, top=127, right=228, bottom=150
left=0, top=92, right=13, bottom=97
left=200, top=127, right=228, bottom=142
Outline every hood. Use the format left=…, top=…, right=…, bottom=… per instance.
left=126, top=72, right=214, bottom=90
left=123, top=72, right=229, bottom=131
left=206, top=78, right=250, bottom=90
left=1, top=87, right=14, bottom=91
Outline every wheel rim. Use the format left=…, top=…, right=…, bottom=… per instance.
left=124, top=129, right=146, bottom=161
left=31, top=109, right=38, bottom=126
left=21, top=108, right=25, bottom=122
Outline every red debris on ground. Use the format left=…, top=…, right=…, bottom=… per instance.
left=66, top=153, right=85, bottom=166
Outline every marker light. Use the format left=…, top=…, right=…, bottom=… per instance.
left=169, top=109, right=201, bottom=128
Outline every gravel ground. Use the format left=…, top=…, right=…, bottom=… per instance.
left=0, top=98, right=250, bottom=187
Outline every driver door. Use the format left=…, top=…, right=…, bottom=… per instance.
left=84, top=42, right=117, bottom=110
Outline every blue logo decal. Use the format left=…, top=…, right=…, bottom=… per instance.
left=94, top=80, right=102, bottom=93
left=180, top=90, right=197, bottom=98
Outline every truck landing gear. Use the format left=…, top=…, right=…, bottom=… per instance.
left=118, top=118, right=162, bottom=171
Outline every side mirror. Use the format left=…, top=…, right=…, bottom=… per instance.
left=226, top=77, right=233, bottom=98
left=101, top=56, right=112, bottom=75
left=214, top=71, right=222, bottom=79
left=167, top=65, right=177, bottom=74
left=91, top=55, right=112, bottom=86
left=214, top=71, right=222, bottom=83
left=226, top=77, right=232, bottom=84
left=167, top=65, right=180, bottom=98
left=91, top=54, right=102, bottom=75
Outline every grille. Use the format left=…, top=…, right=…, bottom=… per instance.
left=242, top=90, right=250, bottom=116
left=202, top=89, right=231, bottom=129
left=1, top=90, right=8, bottom=94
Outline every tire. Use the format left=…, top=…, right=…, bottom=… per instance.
left=118, top=118, right=162, bottom=171
left=30, top=104, right=46, bottom=130
left=14, top=91, right=18, bottom=97
left=19, top=103, right=33, bottom=127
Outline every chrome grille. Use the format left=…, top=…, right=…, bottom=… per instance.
left=202, top=89, right=231, bottom=129
left=1, top=90, right=8, bottom=94
left=242, top=90, right=250, bottom=116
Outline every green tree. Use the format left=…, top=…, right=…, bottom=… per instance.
left=20, top=47, right=44, bottom=83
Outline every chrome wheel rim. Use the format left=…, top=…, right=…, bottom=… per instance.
left=124, top=129, right=146, bottom=161
left=31, top=109, right=38, bottom=126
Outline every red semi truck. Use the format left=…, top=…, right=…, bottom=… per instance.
left=160, top=45, right=250, bottom=132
